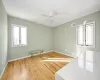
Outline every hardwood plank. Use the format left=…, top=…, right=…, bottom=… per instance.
left=1, top=52, right=73, bottom=80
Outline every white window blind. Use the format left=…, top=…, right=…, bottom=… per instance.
left=12, top=24, right=27, bottom=47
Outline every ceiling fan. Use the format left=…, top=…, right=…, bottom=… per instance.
left=42, top=10, right=59, bottom=17
left=41, top=10, right=69, bottom=24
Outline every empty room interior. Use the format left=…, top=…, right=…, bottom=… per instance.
left=0, top=0, right=100, bottom=80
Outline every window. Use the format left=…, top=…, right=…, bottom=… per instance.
left=77, top=25, right=84, bottom=45
left=12, top=24, right=27, bottom=47
left=77, top=21, right=95, bottom=46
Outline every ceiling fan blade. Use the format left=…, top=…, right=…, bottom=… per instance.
left=57, top=12, right=70, bottom=15
left=83, top=21, right=87, bottom=25
left=42, top=14, right=49, bottom=17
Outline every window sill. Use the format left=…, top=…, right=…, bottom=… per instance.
left=12, top=45, right=27, bottom=47
left=76, top=45, right=95, bottom=48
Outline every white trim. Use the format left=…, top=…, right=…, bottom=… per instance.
left=53, top=50, right=75, bottom=58
left=8, top=50, right=54, bottom=62
left=8, top=55, right=31, bottom=62
left=42, top=50, right=54, bottom=54
left=0, top=62, right=8, bottom=79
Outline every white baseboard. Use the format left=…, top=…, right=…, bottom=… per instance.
left=53, top=50, right=75, bottom=58
left=8, top=55, right=31, bottom=62
left=8, top=50, right=54, bottom=62
left=42, top=50, right=54, bottom=54
left=0, top=62, right=8, bottom=79
left=8, top=50, right=74, bottom=63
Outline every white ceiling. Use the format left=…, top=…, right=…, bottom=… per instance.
left=2, top=0, right=100, bottom=27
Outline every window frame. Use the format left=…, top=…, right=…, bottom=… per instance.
left=12, top=24, right=27, bottom=47
left=76, top=21, right=95, bottom=47
left=77, top=24, right=84, bottom=46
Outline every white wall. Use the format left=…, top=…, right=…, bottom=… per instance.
left=8, top=11, right=100, bottom=60
left=0, top=0, right=8, bottom=75
left=54, top=11, right=100, bottom=57
left=8, top=16, right=54, bottom=60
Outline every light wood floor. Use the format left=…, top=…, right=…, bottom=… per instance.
left=1, top=52, right=73, bottom=80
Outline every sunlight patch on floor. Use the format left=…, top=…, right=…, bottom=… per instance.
left=43, top=58, right=73, bottom=62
